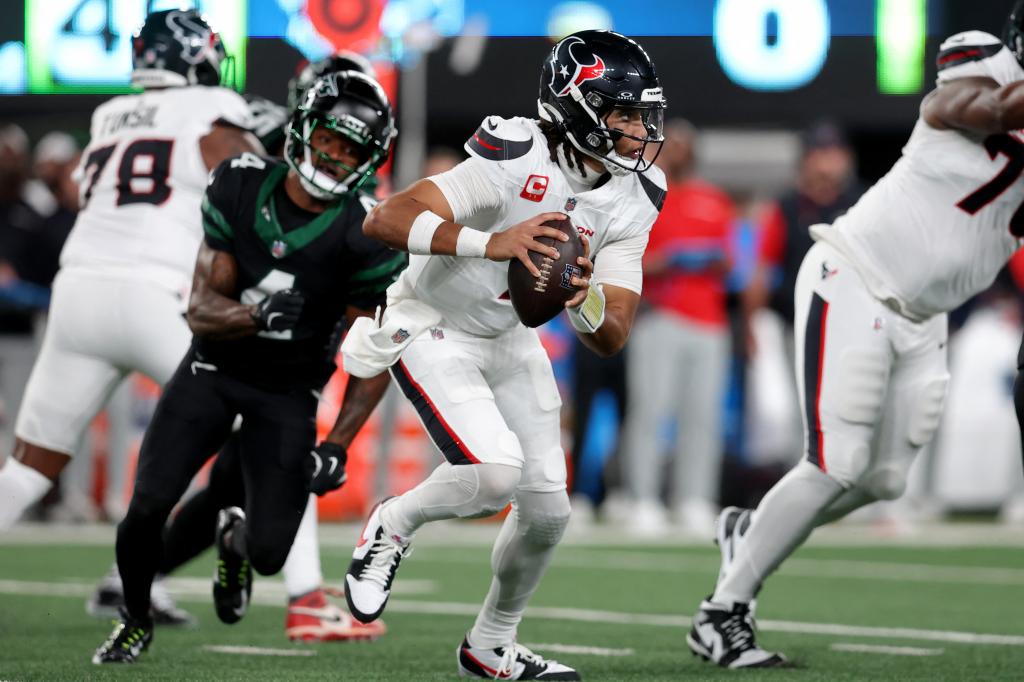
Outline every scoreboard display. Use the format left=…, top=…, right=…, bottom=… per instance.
left=23, top=0, right=247, bottom=93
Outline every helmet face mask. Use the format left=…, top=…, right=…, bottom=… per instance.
left=284, top=72, right=396, bottom=202
left=131, top=9, right=230, bottom=89
left=538, top=30, right=666, bottom=175
left=1006, top=0, right=1024, bottom=69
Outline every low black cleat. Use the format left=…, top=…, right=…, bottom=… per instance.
left=92, top=608, right=153, bottom=664
left=213, top=506, right=252, bottom=624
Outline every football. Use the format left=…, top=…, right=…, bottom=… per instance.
left=507, top=217, right=585, bottom=328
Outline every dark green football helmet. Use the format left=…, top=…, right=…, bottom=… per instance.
left=284, top=71, right=396, bottom=201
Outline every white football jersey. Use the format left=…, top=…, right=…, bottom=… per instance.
left=389, top=116, right=666, bottom=336
left=60, top=86, right=251, bottom=294
left=817, top=63, right=1024, bottom=320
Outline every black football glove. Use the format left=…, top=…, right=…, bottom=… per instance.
left=252, top=289, right=304, bottom=332
left=305, top=441, right=348, bottom=496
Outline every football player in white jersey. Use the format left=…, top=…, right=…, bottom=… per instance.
left=340, top=30, right=666, bottom=680
left=0, top=6, right=258, bottom=570
left=686, top=16, right=1024, bottom=669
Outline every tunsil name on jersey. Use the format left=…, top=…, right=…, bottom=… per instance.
left=100, top=105, right=159, bottom=136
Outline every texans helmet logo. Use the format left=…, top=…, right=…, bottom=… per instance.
left=549, top=36, right=606, bottom=98
left=165, top=10, right=218, bottom=66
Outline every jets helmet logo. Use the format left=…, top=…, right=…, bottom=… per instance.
left=548, top=36, right=606, bottom=98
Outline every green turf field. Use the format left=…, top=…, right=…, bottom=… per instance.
left=1, top=524, right=1023, bottom=681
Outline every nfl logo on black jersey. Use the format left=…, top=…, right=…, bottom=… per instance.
left=272, top=240, right=287, bottom=258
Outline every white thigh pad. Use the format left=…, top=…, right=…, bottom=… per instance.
left=836, top=348, right=890, bottom=425
left=908, top=375, right=949, bottom=447
left=437, top=358, right=495, bottom=405
left=526, top=352, right=562, bottom=412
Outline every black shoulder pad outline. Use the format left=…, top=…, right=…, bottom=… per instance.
left=466, top=122, right=534, bottom=161
left=638, top=172, right=666, bottom=212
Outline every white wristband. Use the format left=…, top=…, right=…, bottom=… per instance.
left=567, top=283, right=606, bottom=334
left=455, top=227, right=491, bottom=258
left=407, top=210, right=445, bottom=255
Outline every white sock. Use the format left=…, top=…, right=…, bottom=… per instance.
left=0, top=458, right=53, bottom=529
left=381, top=462, right=520, bottom=540
left=282, top=494, right=323, bottom=599
left=713, top=461, right=843, bottom=605
left=469, top=490, right=570, bottom=649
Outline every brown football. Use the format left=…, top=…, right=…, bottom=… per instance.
left=507, top=217, right=585, bottom=328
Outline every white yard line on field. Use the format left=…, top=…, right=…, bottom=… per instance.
left=202, top=645, right=317, bottom=657
left=5, top=520, right=1024, bottom=548
left=523, top=643, right=634, bottom=657
left=830, top=643, right=944, bottom=656
left=3, top=579, right=1024, bottom=648
left=409, top=547, right=1024, bottom=587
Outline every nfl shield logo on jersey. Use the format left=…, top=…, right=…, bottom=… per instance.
left=391, top=328, right=410, bottom=344
left=561, top=264, right=582, bottom=290
left=565, top=197, right=577, bottom=212
left=271, top=240, right=288, bottom=259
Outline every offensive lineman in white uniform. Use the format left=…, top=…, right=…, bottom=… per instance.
left=0, top=9, right=260, bottom=628
left=0, top=10, right=259, bottom=529
left=686, top=22, right=1024, bottom=669
left=340, top=30, right=666, bottom=679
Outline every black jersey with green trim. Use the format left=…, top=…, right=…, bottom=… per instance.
left=197, top=153, right=406, bottom=390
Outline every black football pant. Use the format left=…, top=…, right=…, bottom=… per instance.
left=157, top=433, right=245, bottom=576
left=570, top=338, right=627, bottom=507
left=116, top=352, right=317, bottom=621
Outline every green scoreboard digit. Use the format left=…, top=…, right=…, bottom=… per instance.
left=25, top=0, right=246, bottom=94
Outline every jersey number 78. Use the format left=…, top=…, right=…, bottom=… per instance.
left=79, top=138, right=174, bottom=208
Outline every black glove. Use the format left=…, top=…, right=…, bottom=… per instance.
left=305, top=441, right=348, bottom=496
left=252, top=289, right=304, bottom=332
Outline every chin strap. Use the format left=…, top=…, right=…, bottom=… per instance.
left=567, top=283, right=606, bottom=334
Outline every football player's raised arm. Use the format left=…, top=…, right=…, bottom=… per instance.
left=199, top=124, right=265, bottom=172
left=186, top=243, right=261, bottom=340
left=321, top=305, right=393, bottom=447
left=362, top=158, right=568, bottom=277
left=922, top=76, right=1024, bottom=134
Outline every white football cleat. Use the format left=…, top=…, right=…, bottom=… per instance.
left=344, top=498, right=410, bottom=623
left=457, top=636, right=580, bottom=680
left=687, top=599, right=785, bottom=669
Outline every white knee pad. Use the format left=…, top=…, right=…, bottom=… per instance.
left=513, top=490, right=571, bottom=547
left=836, top=348, right=890, bottom=426
left=824, top=442, right=872, bottom=490
left=860, top=464, right=907, bottom=501
left=453, top=463, right=521, bottom=519
left=907, top=376, right=948, bottom=447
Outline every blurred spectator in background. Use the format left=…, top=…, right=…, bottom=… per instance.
left=33, top=132, right=80, bottom=286
left=619, top=120, right=735, bottom=535
left=743, top=121, right=861, bottom=355
left=0, top=124, right=52, bottom=453
left=422, top=146, right=461, bottom=177
left=568, top=329, right=628, bottom=523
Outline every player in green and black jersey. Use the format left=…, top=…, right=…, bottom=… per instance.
left=94, top=71, right=402, bottom=663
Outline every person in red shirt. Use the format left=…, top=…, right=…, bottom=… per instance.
left=743, top=122, right=860, bottom=353
left=620, top=120, right=735, bottom=534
